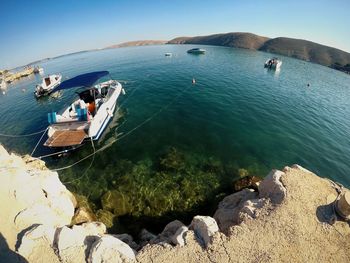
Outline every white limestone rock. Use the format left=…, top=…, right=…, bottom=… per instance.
left=170, top=226, right=188, bottom=247
left=88, top=235, right=136, bottom=263
left=57, top=222, right=107, bottom=263
left=214, top=189, right=258, bottom=233
left=240, top=198, right=267, bottom=219
left=259, top=169, right=287, bottom=204
left=17, top=224, right=60, bottom=263
left=14, top=204, right=68, bottom=231
left=115, top=234, right=139, bottom=250
left=151, top=220, right=185, bottom=244
left=189, top=216, right=218, bottom=247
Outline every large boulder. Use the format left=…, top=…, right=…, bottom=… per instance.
left=57, top=222, right=107, bottom=263
left=115, top=234, right=139, bottom=250
left=258, top=169, right=286, bottom=204
left=17, top=224, right=60, bottom=263
left=214, top=189, right=258, bottom=233
left=189, top=216, right=218, bottom=247
left=88, top=235, right=136, bottom=263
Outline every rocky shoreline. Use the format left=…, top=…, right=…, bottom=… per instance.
left=0, top=145, right=349, bottom=262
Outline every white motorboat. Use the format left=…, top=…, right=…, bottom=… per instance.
left=35, top=74, right=62, bottom=98
left=187, top=48, right=206, bottom=54
left=264, top=57, right=282, bottom=70
left=44, top=71, right=123, bottom=148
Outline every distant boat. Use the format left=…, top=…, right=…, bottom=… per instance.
left=187, top=48, right=206, bottom=54
left=165, top=53, right=172, bottom=57
left=264, top=57, right=282, bottom=70
left=33, top=66, right=44, bottom=74
left=44, top=71, right=123, bottom=148
left=34, top=74, right=62, bottom=98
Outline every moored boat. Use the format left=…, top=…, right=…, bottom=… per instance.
left=34, top=74, right=62, bottom=98
left=44, top=71, right=123, bottom=148
left=264, top=57, right=282, bottom=70
left=187, top=48, right=206, bottom=54
left=34, top=66, right=44, bottom=74
left=165, top=52, right=172, bottom=57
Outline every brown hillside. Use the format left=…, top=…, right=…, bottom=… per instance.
left=260, top=37, right=350, bottom=66
left=106, top=40, right=167, bottom=49
left=168, top=32, right=269, bottom=50
left=168, top=32, right=350, bottom=72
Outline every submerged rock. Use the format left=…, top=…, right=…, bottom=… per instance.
left=233, top=175, right=261, bottom=192
left=96, top=209, right=116, bottom=228
left=71, top=207, right=97, bottom=225
left=189, top=216, right=218, bottom=247
left=101, top=190, right=133, bottom=216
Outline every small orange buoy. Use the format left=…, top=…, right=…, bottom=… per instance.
left=192, top=78, right=196, bottom=84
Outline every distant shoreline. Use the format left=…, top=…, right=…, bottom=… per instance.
left=6, top=33, right=350, bottom=75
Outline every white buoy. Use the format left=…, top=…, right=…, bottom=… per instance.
left=192, top=78, right=196, bottom=84
left=122, top=88, right=126, bottom=95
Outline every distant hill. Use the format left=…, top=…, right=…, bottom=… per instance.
left=168, top=32, right=350, bottom=73
left=105, top=40, right=167, bottom=49
left=170, top=33, right=269, bottom=50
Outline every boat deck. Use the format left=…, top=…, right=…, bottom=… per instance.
left=44, top=130, right=87, bottom=147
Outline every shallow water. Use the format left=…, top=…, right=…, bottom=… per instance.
left=1, top=45, right=350, bottom=233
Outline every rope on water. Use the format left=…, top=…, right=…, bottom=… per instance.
left=48, top=85, right=190, bottom=171
left=30, top=128, right=49, bottom=156
left=61, top=137, right=96, bottom=183
left=0, top=128, right=48, bottom=138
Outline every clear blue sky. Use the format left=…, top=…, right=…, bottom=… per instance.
left=1, top=0, right=349, bottom=69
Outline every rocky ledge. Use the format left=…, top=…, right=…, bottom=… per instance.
left=0, top=145, right=349, bottom=262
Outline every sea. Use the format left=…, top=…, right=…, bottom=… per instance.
left=1, top=44, right=350, bottom=234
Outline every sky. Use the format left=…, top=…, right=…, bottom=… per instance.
left=1, top=0, right=349, bottom=69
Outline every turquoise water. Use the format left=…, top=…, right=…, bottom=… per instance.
left=1, top=45, right=350, bottom=233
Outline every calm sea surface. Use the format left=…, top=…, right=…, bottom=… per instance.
left=1, top=45, right=350, bottom=233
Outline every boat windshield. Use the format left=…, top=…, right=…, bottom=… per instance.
left=78, top=88, right=101, bottom=103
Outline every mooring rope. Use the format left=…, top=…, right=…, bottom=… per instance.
left=47, top=84, right=191, bottom=171
left=60, top=137, right=96, bottom=184
left=0, top=128, right=47, bottom=138
left=30, top=128, right=49, bottom=156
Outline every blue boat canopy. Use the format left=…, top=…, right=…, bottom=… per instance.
left=54, top=71, right=109, bottom=91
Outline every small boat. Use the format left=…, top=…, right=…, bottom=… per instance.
left=33, top=66, right=44, bottom=74
left=165, top=53, right=172, bottom=57
left=187, top=48, right=206, bottom=54
left=44, top=71, right=123, bottom=148
left=264, top=57, right=282, bottom=70
left=34, top=74, right=62, bottom=98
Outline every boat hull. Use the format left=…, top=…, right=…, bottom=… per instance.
left=44, top=80, right=122, bottom=148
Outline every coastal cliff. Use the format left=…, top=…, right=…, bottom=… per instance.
left=0, top=145, right=349, bottom=262
left=168, top=32, right=350, bottom=74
